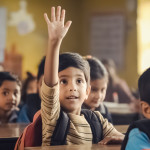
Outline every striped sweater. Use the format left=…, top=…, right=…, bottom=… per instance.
left=41, top=81, right=118, bottom=146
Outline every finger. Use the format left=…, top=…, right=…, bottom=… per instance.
left=65, top=21, right=72, bottom=29
left=60, top=9, right=65, bottom=23
left=99, top=140, right=108, bottom=145
left=98, top=137, right=111, bottom=145
left=44, top=13, right=51, bottom=24
left=56, top=6, right=61, bottom=21
left=51, top=7, right=55, bottom=22
left=98, top=139, right=107, bottom=145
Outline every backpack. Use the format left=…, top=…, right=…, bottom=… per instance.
left=14, top=109, right=103, bottom=150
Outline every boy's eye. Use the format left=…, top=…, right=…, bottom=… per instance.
left=3, top=91, right=9, bottom=96
left=60, top=79, right=67, bottom=85
left=77, top=79, right=83, bottom=84
left=101, top=88, right=106, bottom=93
left=14, top=91, right=18, bottom=97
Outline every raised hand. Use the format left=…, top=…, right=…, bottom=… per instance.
left=44, top=6, right=72, bottom=41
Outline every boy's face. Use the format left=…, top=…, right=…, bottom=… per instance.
left=59, top=67, right=90, bottom=115
left=84, top=78, right=107, bottom=110
left=0, top=80, right=20, bottom=112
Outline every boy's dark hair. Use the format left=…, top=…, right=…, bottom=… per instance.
left=37, top=56, right=45, bottom=81
left=59, top=52, right=90, bottom=86
left=84, top=56, right=108, bottom=81
left=138, top=68, right=150, bottom=105
left=0, top=71, right=21, bottom=87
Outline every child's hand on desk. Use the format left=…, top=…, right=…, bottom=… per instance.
left=44, top=6, right=72, bottom=41
left=98, top=135, right=124, bottom=145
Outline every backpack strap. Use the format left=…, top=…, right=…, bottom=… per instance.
left=51, top=109, right=70, bottom=145
left=14, top=110, right=42, bottom=150
left=81, top=109, right=103, bottom=143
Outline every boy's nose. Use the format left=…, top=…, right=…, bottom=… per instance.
left=9, top=94, right=16, bottom=104
left=69, top=89, right=76, bottom=91
left=69, top=83, right=77, bottom=91
left=95, top=92, right=102, bottom=99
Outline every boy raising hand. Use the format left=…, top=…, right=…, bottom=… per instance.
left=41, top=6, right=124, bottom=146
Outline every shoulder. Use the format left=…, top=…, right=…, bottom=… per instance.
left=126, top=128, right=150, bottom=150
left=128, top=128, right=144, bottom=137
left=19, top=104, right=29, bottom=114
left=17, top=104, right=31, bottom=123
left=94, top=111, right=111, bottom=125
left=8, top=109, right=19, bottom=123
left=94, top=111, right=104, bottom=120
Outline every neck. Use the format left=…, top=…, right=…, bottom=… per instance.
left=62, top=107, right=81, bottom=115
left=0, top=109, right=9, bottom=123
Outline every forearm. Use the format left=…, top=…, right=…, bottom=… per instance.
left=44, top=39, right=62, bottom=87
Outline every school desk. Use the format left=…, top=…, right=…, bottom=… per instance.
left=104, top=102, right=139, bottom=125
left=114, top=125, right=128, bottom=134
left=0, top=123, right=28, bottom=150
left=25, top=144, right=121, bottom=150
left=104, top=102, right=132, bottom=114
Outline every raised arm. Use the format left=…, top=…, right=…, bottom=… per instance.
left=44, top=6, right=72, bottom=87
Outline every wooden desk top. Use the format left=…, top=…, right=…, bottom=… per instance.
left=114, top=125, right=128, bottom=134
left=104, top=102, right=132, bottom=114
left=25, top=144, right=121, bottom=150
left=0, top=124, right=128, bottom=138
left=0, top=123, right=28, bottom=138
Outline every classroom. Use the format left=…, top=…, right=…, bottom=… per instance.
left=0, top=0, right=150, bottom=150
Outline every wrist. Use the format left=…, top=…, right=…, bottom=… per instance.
left=48, top=38, right=63, bottom=44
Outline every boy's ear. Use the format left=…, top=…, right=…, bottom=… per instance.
left=85, top=85, right=91, bottom=100
left=140, top=101, right=150, bottom=119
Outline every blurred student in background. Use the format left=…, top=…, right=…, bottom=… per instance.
left=19, top=71, right=37, bottom=108
left=17, top=57, right=45, bottom=123
left=82, top=56, right=112, bottom=123
left=0, top=72, right=21, bottom=123
left=101, top=58, right=135, bottom=104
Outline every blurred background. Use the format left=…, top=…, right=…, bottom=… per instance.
left=0, top=0, right=149, bottom=90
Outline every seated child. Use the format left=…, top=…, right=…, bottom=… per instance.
left=41, top=6, right=124, bottom=146
left=101, top=58, right=135, bottom=103
left=20, top=71, right=37, bottom=107
left=121, top=68, right=150, bottom=150
left=17, top=57, right=45, bottom=123
left=14, top=6, right=124, bottom=149
left=0, top=71, right=21, bottom=123
left=82, top=56, right=112, bottom=123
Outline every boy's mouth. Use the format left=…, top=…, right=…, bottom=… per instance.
left=66, top=95, right=78, bottom=99
left=6, top=102, right=13, bottom=108
left=92, top=99, right=101, bottom=104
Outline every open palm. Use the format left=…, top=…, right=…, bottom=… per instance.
left=44, top=6, right=72, bottom=41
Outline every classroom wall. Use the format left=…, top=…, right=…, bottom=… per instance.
left=0, top=0, right=83, bottom=78
left=80, top=0, right=138, bottom=88
left=0, top=0, right=138, bottom=88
